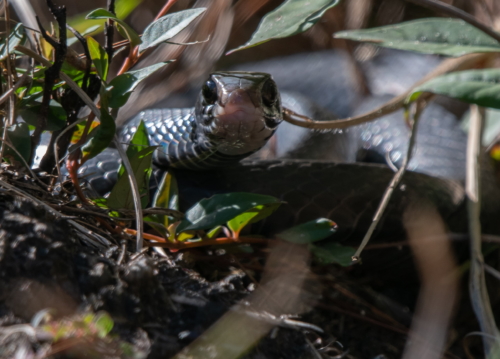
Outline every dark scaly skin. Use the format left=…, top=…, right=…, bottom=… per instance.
left=78, top=106, right=470, bottom=236
left=76, top=69, right=500, bottom=235
left=79, top=151, right=469, bottom=237
left=118, top=107, right=252, bottom=170
left=118, top=72, right=282, bottom=170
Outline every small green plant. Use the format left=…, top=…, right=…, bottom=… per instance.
left=39, top=311, right=142, bottom=358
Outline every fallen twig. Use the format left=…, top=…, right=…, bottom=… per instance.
left=466, top=105, right=500, bottom=355
left=32, top=0, right=67, bottom=162
left=352, top=100, right=425, bottom=262
left=125, top=227, right=267, bottom=251
left=0, top=177, right=111, bottom=248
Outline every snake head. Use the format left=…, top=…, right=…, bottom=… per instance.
left=195, top=71, right=283, bottom=156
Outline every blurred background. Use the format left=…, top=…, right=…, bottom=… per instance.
left=14, top=0, right=500, bottom=122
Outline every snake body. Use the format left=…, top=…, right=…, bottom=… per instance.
left=80, top=65, right=484, bottom=233
left=72, top=52, right=500, bottom=234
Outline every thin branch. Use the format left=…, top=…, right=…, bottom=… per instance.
left=404, top=0, right=500, bottom=43
left=40, top=25, right=97, bottom=173
left=466, top=105, right=500, bottom=355
left=113, top=136, right=144, bottom=252
left=104, top=0, right=115, bottom=61
left=53, top=116, right=88, bottom=182
left=0, top=177, right=111, bottom=249
left=0, top=68, right=31, bottom=106
left=352, top=100, right=425, bottom=262
left=155, top=0, right=179, bottom=21
left=132, top=228, right=268, bottom=251
left=2, top=140, right=48, bottom=189
left=66, top=24, right=91, bottom=92
left=0, top=2, right=14, bottom=162
left=32, top=1, right=66, bottom=164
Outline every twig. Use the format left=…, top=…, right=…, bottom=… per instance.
left=155, top=0, right=179, bottom=21
left=49, top=204, right=132, bottom=221
left=41, top=25, right=98, bottom=174
left=104, top=0, right=115, bottom=62
left=352, top=100, right=425, bottom=262
left=0, top=2, right=14, bottom=163
left=49, top=204, right=181, bottom=221
left=2, top=140, right=48, bottom=188
left=283, top=53, right=492, bottom=130
left=0, top=177, right=111, bottom=248
left=126, top=228, right=268, bottom=250
left=0, top=68, right=31, bottom=106
left=15, top=47, right=99, bottom=113
left=404, top=0, right=500, bottom=43
left=32, top=1, right=66, bottom=163
left=66, top=24, right=91, bottom=92
left=53, top=117, right=87, bottom=183
left=114, top=136, right=144, bottom=252
left=466, top=105, right=500, bottom=355
left=4, top=3, right=14, bottom=128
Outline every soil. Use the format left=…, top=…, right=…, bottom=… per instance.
left=0, top=180, right=491, bottom=358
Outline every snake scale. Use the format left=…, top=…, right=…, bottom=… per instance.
left=76, top=50, right=500, bottom=237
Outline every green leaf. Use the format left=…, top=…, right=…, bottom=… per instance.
left=407, top=68, right=500, bottom=109
left=227, top=203, right=281, bottom=237
left=138, top=8, right=206, bottom=53
left=87, top=36, right=109, bottom=81
left=93, top=312, right=114, bottom=338
left=335, top=18, right=500, bottom=56
left=106, top=146, right=155, bottom=210
left=0, top=23, right=26, bottom=60
left=106, top=61, right=172, bottom=108
left=177, top=231, right=196, bottom=242
left=153, top=172, right=179, bottom=211
left=68, top=0, right=141, bottom=35
left=206, top=226, right=222, bottom=239
left=126, top=120, right=149, bottom=155
left=18, top=100, right=67, bottom=131
left=227, top=0, right=339, bottom=54
left=81, top=106, right=116, bottom=160
left=146, top=171, right=179, bottom=229
left=3, top=122, right=31, bottom=165
left=277, top=218, right=337, bottom=244
left=86, top=8, right=141, bottom=47
left=177, top=193, right=282, bottom=232
left=118, top=120, right=150, bottom=176
left=308, top=242, right=355, bottom=266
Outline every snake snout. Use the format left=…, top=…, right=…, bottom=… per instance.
left=212, top=89, right=275, bottom=156
left=219, top=89, right=258, bottom=116
left=214, top=88, right=262, bottom=129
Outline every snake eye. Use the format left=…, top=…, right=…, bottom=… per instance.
left=262, top=79, right=278, bottom=107
left=202, top=80, right=217, bottom=104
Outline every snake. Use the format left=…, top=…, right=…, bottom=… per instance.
left=76, top=52, right=500, bottom=237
